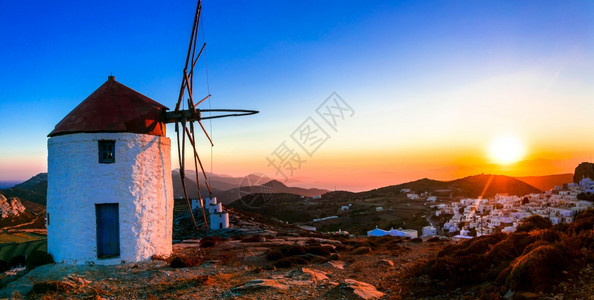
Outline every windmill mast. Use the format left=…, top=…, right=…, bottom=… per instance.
left=167, top=0, right=258, bottom=233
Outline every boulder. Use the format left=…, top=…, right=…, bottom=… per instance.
left=231, top=279, right=289, bottom=293
left=288, top=267, right=329, bottom=282
left=326, top=279, right=385, bottom=299
left=325, top=260, right=345, bottom=270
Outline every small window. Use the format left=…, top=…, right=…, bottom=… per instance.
left=47, top=213, right=50, bottom=226
left=98, top=140, right=115, bottom=163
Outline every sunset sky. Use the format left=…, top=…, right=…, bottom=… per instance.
left=0, top=1, right=593, bottom=191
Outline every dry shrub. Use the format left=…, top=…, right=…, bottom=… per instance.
left=280, top=245, right=306, bottom=256
left=486, top=232, right=534, bottom=262
left=366, top=236, right=404, bottom=252
left=305, top=238, right=320, bottom=246
left=427, top=254, right=491, bottom=285
left=169, top=255, right=201, bottom=268
left=304, top=245, right=334, bottom=257
left=265, top=249, right=284, bottom=261
left=170, top=256, right=189, bottom=268
left=329, top=253, right=340, bottom=260
left=265, top=245, right=309, bottom=261
left=0, top=260, right=8, bottom=273
left=274, top=256, right=308, bottom=268
left=575, top=230, right=594, bottom=249
left=31, top=281, right=75, bottom=294
left=9, top=255, right=26, bottom=268
left=516, top=215, right=552, bottom=233
left=372, top=236, right=402, bottom=245
left=240, top=235, right=262, bottom=243
left=334, top=244, right=347, bottom=252
left=200, top=236, right=227, bottom=248
left=346, top=239, right=378, bottom=250
left=559, top=231, right=587, bottom=258
left=568, top=210, right=594, bottom=234
left=410, top=238, right=423, bottom=243
left=26, top=251, right=54, bottom=271
left=520, top=240, right=549, bottom=256
left=352, top=246, right=372, bottom=255
left=530, top=228, right=561, bottom=243
left=438, top=233, right=506, bottom=257
left=506, top=244, right=566, bottom=292
left=426, top=237, right=442, bottom=243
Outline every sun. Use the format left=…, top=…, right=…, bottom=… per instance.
left=488, top=134, right=526, bottom=165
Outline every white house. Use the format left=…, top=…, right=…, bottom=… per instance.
left=210, top=212, right=229, bottom=230
left=426, top=196, right=437, bottom=202
left=47, top=76, right=173, bottom=265
left=367, top=227, right=389, bottom=237
left=458, top=228, right=470, bottom=236
left=422, top=226, right=437, bottom=236
left=401, top=229, right=419, bottom=238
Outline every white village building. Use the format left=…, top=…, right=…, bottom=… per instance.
left=47, top=76, right=173, bottom=265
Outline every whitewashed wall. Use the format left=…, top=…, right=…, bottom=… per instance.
left=210, top=212, right=229, bottom=230
left=47, top=132, right=173, bottom=265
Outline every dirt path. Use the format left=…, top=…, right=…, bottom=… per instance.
left=2, top=215, right=39, bottom=231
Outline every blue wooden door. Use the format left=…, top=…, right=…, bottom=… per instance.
left=95, top=203, right=120, bottom=258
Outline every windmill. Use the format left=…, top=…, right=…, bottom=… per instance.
left=165, top=0, right=258, bottom=232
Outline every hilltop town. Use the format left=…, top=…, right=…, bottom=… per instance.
left=420, top=177, right=594, bottom=238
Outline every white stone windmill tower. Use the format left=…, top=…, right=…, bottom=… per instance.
left=46, top=0, right=257, bottom=265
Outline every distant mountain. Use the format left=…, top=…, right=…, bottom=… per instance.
left=210, top=179, right=330, bottom=205
left=171, top=171, right=329, bottom=204
left=573, top=162, right=594, bottom=183
left=0, top=173, right=47, bottom=213
left=171, top=169, right=273, bottom=193
left=260, top=180, right=329, bottom=197
left=367, top=174, right=541, bottom=198
left=515, top=174, right=573, bottom=191
left=0, top=181, right=20, bottom=189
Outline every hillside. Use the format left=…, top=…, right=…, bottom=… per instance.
left=0, top=173, right=47, bottom=207
left=515, top=173, right=573, bottom=191
left=229, top=174, right=542, bottom=236
left=367, top=174, right=541, bottom=198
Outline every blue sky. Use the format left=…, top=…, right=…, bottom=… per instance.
left=0, top=1, right=593, bottom=190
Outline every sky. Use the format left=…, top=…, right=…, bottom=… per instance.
left=0, top=1, right=593, bottom=191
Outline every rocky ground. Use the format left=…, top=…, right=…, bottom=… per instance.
left=0, top=235, right=441, bottom=299
left=0, top=208, right=593, bottom=299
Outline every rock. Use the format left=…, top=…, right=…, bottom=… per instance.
left=231, top=279, right=289, bottom=293
left=288, top=267, right=329, bottom=282
left=327, top=279, right=385, bottom=299
left=325, top=260, right=345, bottom=270
left=378, top=259, right=394, bottom=267
left=0, top=195, right=26, bottom=218
left=514, top=292, right=540, bottom=299
left=573, top=162, right=594, bottom=183
left=352, top=246, right=372, bottom=255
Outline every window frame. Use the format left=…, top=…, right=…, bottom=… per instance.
left=98, top=140, right=116, bottom=164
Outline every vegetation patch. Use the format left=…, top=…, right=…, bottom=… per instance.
left=199, top=236, right=227, bottom=248
left=273, top=256, right=308, bottom=268
left=31, top=281, right=75, bottom=295
left=409, top=209, right=594, bottom=297
left=25, top=250, right=53, bottom=270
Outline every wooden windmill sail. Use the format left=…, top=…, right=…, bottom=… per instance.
left=166, top=0, right=258, bottom=231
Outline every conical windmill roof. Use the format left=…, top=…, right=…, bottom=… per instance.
left=48, top=76, right=168, bottom=137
